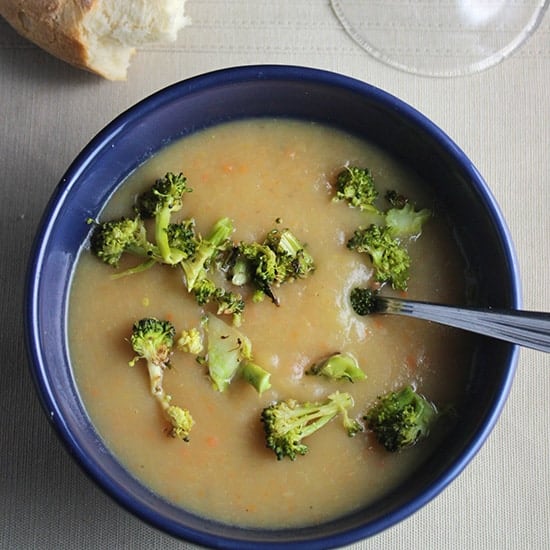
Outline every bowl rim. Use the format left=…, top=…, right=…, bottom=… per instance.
left=25, top=64, right=521, bottom=549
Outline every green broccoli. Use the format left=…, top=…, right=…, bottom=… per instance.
left=89, top=173, right=194, bottom=275
left=191, top=277, right=219, bottom=306
left=364, top=385, right=438, bottom=452
left=385, top=201, right=431, bottom=239
left=308, top=352, right=366, bottom=382
left=134, top=172, right=192, bottom=264
left=230, top=227, right=315, bottom=305
left=166, top=219, right=200, bottom=261
left=347, top=224, right=411, bottom=291
left=236, top=241, right=279, bottom=302
left=264, top=228, right=315, bottom=282
left=331, top=171, right=430, bottom=291
left=202, top=314, right=271, bottom=394
left=332, top=166, right=380, bottom=213
left=225, top=248, right=252, bottom=287
left=211, top=288, right=245, bottom=325
left=180, top=217, right=234, bottom=291
left=129, top=318, right=194, bottom=441
left=89, top=216, right=158, bottom=276
left=239, top=361, right=273, bottom=395
left=175, top=217, right=244, bottom=324
left=261, top=391, right=361, bottom=461
left=177, top=326, right=204, bottom=355
left=349, top=287, right=379, bottom=316
left=191, top=278, right=244, bottom=323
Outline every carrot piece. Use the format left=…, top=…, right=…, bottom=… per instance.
left=206, top=435, right=219, bottom=448
left=371, top=317, right=384, bottom=330
left=405, top=353, right=417, bottom=372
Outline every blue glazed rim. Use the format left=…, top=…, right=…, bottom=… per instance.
left=25, top=65, right=521, bottom=549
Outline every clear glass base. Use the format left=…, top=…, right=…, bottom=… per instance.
left=331, top=0, right=549, bottom=77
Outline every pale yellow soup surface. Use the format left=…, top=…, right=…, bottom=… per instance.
left=69, top=119, right=475, bottom=529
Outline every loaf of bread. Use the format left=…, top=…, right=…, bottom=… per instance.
left=0, top=0, right=190, bottom=80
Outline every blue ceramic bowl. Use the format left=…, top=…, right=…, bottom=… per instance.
left=25, top=65, right=520, bottom=549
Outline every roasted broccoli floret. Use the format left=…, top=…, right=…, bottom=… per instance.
left=89, top=216, right=158, bottom=275
left=230, top=227, right=315, bottom=305
left=235, top=241, right=279, bottom=303
left=264, top=228, right=315, bottom=282
left=191, top=277, right=219, bottom=306
left=364, top=385, right=438, bottom=452
left=129, top=318, right=194, bottom=441
left=191, top=277, right=244, bottom=322
left=308, top=352, right=366, bottom=382
left=89, top=173, right=193, bottom=274
left=349, top=287, right=379, bottom=316
left=332, top=166, right=380, bottom=213
left=176, top=217, right=244, bottom=323
left=135, top=172, right=192, bottom=264
left=211, top=288, right=245, bottom=324
left=384, top=189, right=409, bottom=209
left=261, top=391, right=361, bottom=461
left=347, top=224, right=411, bottom=291
left=201, top=314, right=271, bottom=394
left=331, top=170, right=430, bottom=291
left=166, top=219, right=200, bottom=260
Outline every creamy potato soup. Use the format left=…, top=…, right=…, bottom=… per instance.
left=69, top=119, right=475, bottom=529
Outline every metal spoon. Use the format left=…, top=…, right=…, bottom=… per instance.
left=372, top=295, right=550, bottom=353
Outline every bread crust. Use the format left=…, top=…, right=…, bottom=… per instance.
left=0, top=1, right=98, bottom=74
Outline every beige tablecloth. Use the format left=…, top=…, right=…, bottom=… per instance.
left=1, top=2, right=549, bottom=549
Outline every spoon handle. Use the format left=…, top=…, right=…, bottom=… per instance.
left=376, top=296, right=550, bottom=353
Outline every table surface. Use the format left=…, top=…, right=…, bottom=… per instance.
left=1, top=2, right=549, bottom=549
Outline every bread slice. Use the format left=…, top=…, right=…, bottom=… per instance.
left=0, top=0, right=190, bottom=80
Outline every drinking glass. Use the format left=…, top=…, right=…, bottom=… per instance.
left=331, top=0, right=549, bottom=76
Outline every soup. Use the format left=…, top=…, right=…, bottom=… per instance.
left=69, top=119, right=475, bottom=528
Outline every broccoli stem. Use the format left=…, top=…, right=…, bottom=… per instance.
left=205, top=313, right=250, bottom=392
left=129, top=318, right=194, bottom=441
left=155, top=208, right=190, bottom=265
left=240, top=361, right=272, bottom=395
left=110, top=258, right=157, bottom=279
left=286, top=403, right=339, bottom=439
left=230, top=255, right=251, bottom=286
left=308, top=352, right=366, bottom=382
left=155, top=207, right=174, bottom=263
left=277, top=229, right=304, bottom=256
left=181, top=217, right=234, bottom=290
left=146, top=359, right=168, bottom=403
left=204, top=314, right=271, bottom=394
left=293, top=392, right=355, bottom=439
